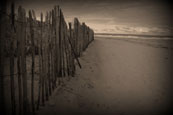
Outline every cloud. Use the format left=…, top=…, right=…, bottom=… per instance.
left=12, top=0, right=172, bottom=35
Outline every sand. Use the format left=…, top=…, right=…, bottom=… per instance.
left=37, top=37, right=172, bottom=115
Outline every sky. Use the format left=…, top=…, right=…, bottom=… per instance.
left=11, top=0, right=172, bottom=35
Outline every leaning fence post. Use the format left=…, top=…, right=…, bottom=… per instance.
left=68, top=23, right=75, bottom=76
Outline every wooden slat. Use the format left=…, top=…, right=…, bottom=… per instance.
left=17, top=5, right=24, bottom=115
left=0, top=1, right=6, bottom=113
left=37, top=12, right=43, bottom=110
left=18, top=7, right=28, bottom=115
left=29, top=10, right=36, bottom=114
left=10, top=2, right=16, bottom=115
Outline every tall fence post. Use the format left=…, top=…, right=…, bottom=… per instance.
left=20, top=7, right=27, bottom=115
left=9, top=3, right=16, bottom=115
left=29, top=10, right=35, bottom=114
left=0, top=0, right=7, bottom=114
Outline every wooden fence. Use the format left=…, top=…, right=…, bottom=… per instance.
left=0, top=2, right=94, bottom=115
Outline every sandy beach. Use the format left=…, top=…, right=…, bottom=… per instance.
left=37, top=36, right=172, bottom=115
left=0, top=1, right=172, bottom=115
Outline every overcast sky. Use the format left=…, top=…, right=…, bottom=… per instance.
left=13, top=0, right=172, bottom=35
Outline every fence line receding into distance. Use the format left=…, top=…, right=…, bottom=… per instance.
left=0, top=2, right=94, bottom=115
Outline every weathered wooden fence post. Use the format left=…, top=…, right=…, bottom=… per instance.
left=54, top=6, right=60, bottom=84
left=21, top=7, right=27, bottom=115
left=68, top=22, right=75, bottom=76
left=41, top=13, right=45, bottom=106
left=17, top=6, right=23, bottom=115
left=9, top=3, right=16, bottom=115
left=45, top=12, right=49, bottom=101
left=47, top=11, right=52, bottom=96
left=16, top=5, right=27, bottom=115
left=29, top=10, right=35, bottom=114
left=51, top=9, right=55, bottom=89
left=37, top=12, right=43, bottom=110
left=0, top=0, right=7, bottom=114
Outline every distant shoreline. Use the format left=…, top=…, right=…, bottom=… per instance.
left=95, top=33, right=173, bottom=38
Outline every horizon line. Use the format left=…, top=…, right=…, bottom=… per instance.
left=95, top=33, right=173, bottom=38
